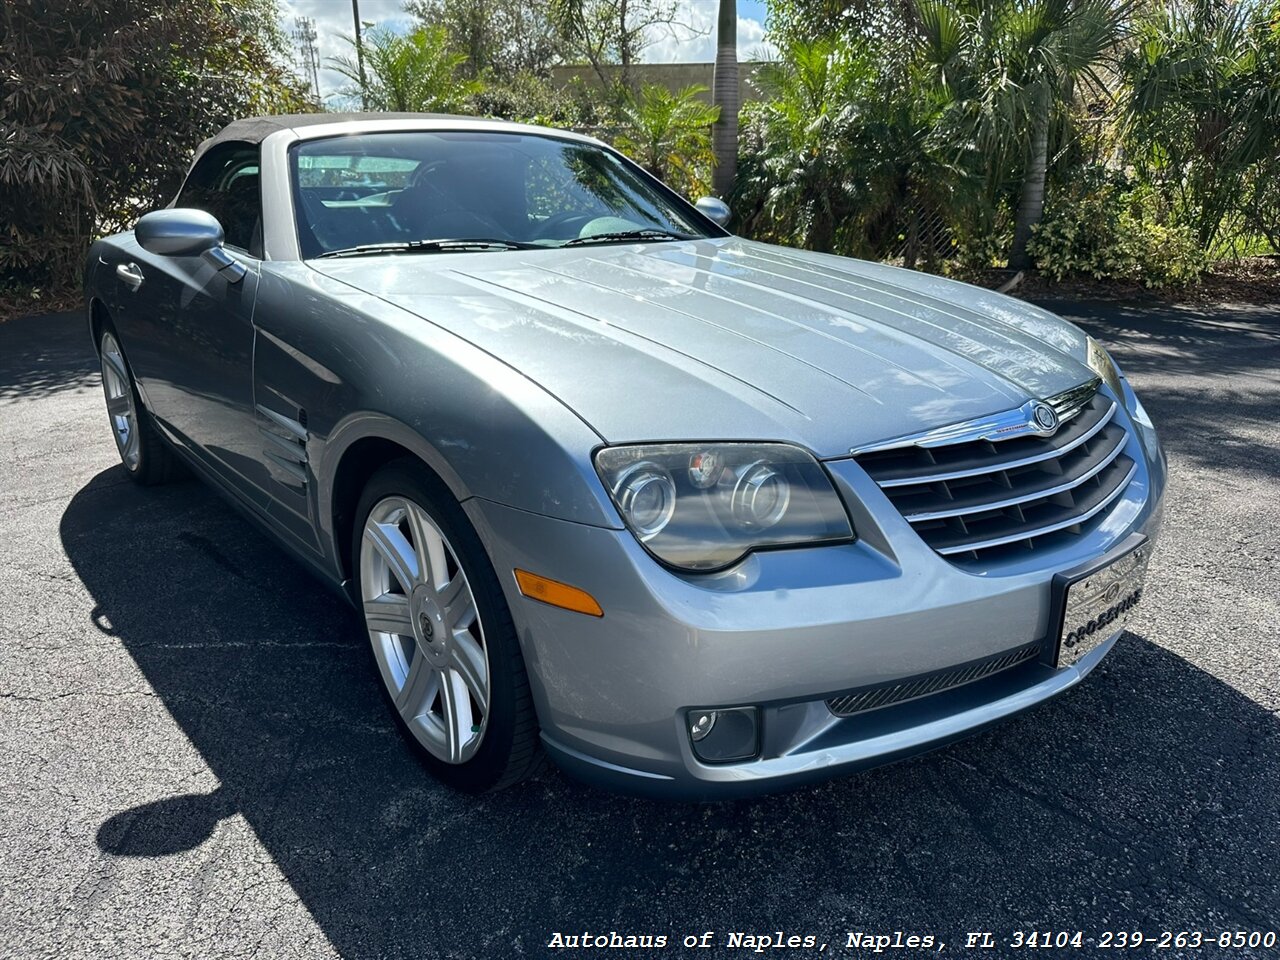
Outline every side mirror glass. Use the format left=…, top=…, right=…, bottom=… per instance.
left=136, top=208, right=224, bottom=257
left=695, top=196, right=732, bottom=228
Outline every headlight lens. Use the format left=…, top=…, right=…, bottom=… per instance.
left=1086, top=336, right=1124, bottom=398
left=612, top=461, right=677, bottom=540
left=595, top=442, right=854, bottom=570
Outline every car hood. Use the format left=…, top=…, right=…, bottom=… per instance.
left=308, top=237, right=1095, bottom=458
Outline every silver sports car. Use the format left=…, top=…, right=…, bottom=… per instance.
left=84, top=114, right=1166, bottom=798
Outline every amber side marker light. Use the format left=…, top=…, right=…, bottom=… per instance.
left=514, top=569, right=604, bottom=617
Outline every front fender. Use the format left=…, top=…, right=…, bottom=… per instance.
left=251, top=264, right=622, bottom=572
left=84, top=235, right=131, bottom=349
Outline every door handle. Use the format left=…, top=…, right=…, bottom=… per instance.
left=116, top=262, right=144, bottom=291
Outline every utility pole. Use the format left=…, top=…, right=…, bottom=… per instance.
left=352, top=0, right=368, bottom=110
left=292, top=16, right=321, bottom=103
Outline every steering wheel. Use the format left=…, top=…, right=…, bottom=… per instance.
left=532, top=211, right=596, bottom=241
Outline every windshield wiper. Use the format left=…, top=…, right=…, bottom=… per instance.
left=560, top=228, right=695, bottom=247
left=316, top=238, right=533, bottom=259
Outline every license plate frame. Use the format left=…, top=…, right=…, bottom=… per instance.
left=1047, top=534, right=1152, bottom=668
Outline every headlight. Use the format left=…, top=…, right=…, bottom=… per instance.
left=1087, top=336, right=1154, bottom=427
left=595, top=442, right=854, bottom=571
left=1086, top=336, right=1124, bottom=398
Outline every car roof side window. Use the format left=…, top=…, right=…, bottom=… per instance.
left=174, top=141, right=263, bottom=258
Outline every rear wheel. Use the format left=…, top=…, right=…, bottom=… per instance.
left=354, top=460, right=544, bottom=792
left=98, top=328, right=181, bottom=485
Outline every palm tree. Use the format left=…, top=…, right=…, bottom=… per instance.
left=1010, top=0, right=1131, bottom=268
left=710, top=0, right=739, bottom=200
left=329, top=26, right=480, bottom=113
left=615, top=84, right=721, bottom=197
left=742, top=39, right=871, bottom=252
left=1122, top=0, right=1280, bottom=250
left=919, top=0, right=1129, bottom=269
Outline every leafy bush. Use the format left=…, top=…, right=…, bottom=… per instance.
left=0, top=0, right=308, bottom=291
left=1029, top=173, right=1204, bottom=286
left=468, top=72, right=602, bottom=127
left=950, top=227, right=1013, bottom=274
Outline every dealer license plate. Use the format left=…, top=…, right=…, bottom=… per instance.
left=1054, top=539, right=1152, bottom=667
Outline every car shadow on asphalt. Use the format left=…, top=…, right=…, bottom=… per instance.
left=61, top=466, right=1278, bottom=955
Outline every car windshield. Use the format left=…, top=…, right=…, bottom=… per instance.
left=289, top=130, right=717, bottom=259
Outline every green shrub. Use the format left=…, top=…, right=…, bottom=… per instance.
left=950, top=227, right=1013, bottom=274
left=468, top=73, right=584, bottom=126
left=0, top=0, right=308, bottom=291
left=1118, top=210, right=1206, bottom=287
left=1029, top=174, right=1204, bottom=287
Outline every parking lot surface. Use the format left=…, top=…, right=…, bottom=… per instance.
left=1, top=301, right=1277, bottom=958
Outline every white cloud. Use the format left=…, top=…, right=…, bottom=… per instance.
left=643, top=2, right=775, bottom=63
left=279, top=0, right=413, bottom=104
left=278, top=0, right=776, bottom=105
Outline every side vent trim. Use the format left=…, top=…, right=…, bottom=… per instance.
left=256, top=403, right=309, bottom=491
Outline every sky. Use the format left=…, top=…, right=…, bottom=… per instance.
left=278, top=0, right=775, bottom=103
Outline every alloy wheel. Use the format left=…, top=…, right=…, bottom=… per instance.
left=100, top=332, right=140, bottom=471
left=360, top=496, right=491, bottom=764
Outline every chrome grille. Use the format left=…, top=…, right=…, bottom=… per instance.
left=826, top=643, right=1042, bottom=717
left=855, top=382, right=1135, bottom=563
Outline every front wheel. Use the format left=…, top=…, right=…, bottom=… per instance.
left=354, top=460, right=544, bottom=792
left=98, top=328, right=181, bottom=485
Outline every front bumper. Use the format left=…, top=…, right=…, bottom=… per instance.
left=464, top=400, right=1167, bottom=800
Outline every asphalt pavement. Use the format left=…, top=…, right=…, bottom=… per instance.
left=0, top=301, right=1277, bottom=959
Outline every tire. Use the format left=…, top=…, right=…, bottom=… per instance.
left=353, top=459, right=544, bottom=792
left=97, top=326, right=183, bottom=486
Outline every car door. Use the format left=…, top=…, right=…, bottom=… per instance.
left=122, top=141, right=270, bottom=511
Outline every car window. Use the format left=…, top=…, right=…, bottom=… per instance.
left=525, top=153, right=606, bottom=220
left=175, top=142, right=262, bottom=256
left=289, top=131, right=718, bottom=259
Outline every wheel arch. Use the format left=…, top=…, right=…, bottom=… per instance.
left=88, top=297, right=112, bottom=356
left=323, top=415, right=471, bottom=588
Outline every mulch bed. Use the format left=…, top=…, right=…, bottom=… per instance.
left=1000, top=255, right=1280, bottom=306
left=0, top=286, right=82, bottom=324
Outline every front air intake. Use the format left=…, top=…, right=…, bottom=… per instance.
left=826, top=643, right=1042, bottom=717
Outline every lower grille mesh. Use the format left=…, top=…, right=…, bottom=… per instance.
left=826, top=643, right=1042, bottom=717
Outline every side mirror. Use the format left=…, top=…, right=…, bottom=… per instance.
left=137, top=209, right=222, bottom=256
left=135, top=209, right=245, bottom=283
left=695, top=196, right=732, bottom=228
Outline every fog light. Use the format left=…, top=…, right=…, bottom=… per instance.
left=687, top=706, right=759, bottom=763
left=689, top=711, right=716, bottom=741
